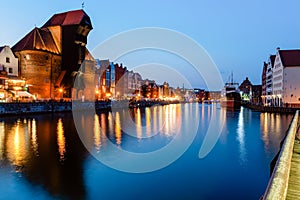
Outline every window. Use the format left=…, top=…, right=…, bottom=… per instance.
left=45, top=78, right=49, bottom=83
left=299, top=98, right=300, bottom=101
left=8, top=68, right=12, bottom=74
left=46, top=67, right=49, bottom=72
left=6, top=57, right=10, bottom=63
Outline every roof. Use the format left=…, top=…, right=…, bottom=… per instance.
left=270, top=55, right=276, bottom=67
left=0, top=46, right=5, bottom=53
left=85, top=48, right=95, bottom=61
left=42, top=9, right=92, bottom=29
left=279, top=50, right=300, bottom=67
left=12, top=27, right=60, bottom=54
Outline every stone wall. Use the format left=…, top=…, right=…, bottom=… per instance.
left=14, top=50, right=62, bottom=99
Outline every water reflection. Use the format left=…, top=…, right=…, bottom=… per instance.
left=0, top=122, right=4, bottom=160
left=6, top=119, right=28, bottom=168
left=94, top=114, right=101, bottom=151
left=260, top=112, right=292, bottom=154
left=146, top=107, right=151, bottom=137
left=237, top=107, right=246, bottom=163
left=135, top=108, right=142, bottom=139
left=115, top=112, right=122, bottom=145
left=57, top=118, right=66, bottom=161
left=0, top=104, right=294, bottom=199
left=31, top=119, right=39, bottom=155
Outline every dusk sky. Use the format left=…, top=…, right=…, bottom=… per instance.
left=1, top=0, right=300, bottom=88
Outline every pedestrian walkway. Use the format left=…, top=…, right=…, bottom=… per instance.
left=286, top=116, right=300, bottom=200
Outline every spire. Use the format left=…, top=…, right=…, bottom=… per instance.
left=82, top=1, right=85, bottom=9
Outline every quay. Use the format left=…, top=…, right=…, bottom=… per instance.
left=263, top=110, right=300, bottom=199
left=242, top=102, right=298, bottom=114
left=0, top=100, right=180, bottom=116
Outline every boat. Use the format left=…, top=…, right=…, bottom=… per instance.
left=220, top=73, right=241, bottom=109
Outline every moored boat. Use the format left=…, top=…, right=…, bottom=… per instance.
left=220, top=74, right=241, bottom=109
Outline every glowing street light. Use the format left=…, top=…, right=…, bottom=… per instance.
left=59, top=88, right=64, bottom=99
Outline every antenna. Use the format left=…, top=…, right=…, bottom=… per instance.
left=82, top=1, right=85, bottom=9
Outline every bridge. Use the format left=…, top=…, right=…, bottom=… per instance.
left=263, top=110, right=300, bottom=200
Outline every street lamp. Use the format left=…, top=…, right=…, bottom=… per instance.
left=59, top=88, right=63, bottom=100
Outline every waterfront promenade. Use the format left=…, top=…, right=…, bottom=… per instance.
left=286, top=115, right=300, bottom=200
left=263, top=110, right=300, bottom=200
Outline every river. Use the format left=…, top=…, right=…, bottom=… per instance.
left=0, top=103, right=293, bottom=199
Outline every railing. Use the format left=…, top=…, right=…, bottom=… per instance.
left=263, top=110, right=299, bottom=200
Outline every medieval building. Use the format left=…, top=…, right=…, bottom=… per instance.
left=12, top=9, right=94, bottom=100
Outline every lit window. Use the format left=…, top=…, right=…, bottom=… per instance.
left=6, top=57, right=10, bottom=63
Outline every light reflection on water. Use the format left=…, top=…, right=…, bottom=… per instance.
left=31, top=119, right=39, bottom=156
left=259, top=112, right=292, bottom=155
left=0, top=122, right=4, bottom=160
left=237, top=107, right=246, bottom=163
left=57, top=118, right=66, bottom=161
left=0, top=104, right=294, bottom=199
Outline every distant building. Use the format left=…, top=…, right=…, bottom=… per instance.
left=114, top=63, right=127, bottom=98
left=261, top=62, right=267, bottom=103
left=0, top=46, right=33, bottom=102
left=265, top=55, right=276, bottom=106
left=12, top=9, right=93, bottom=100
left=208, top=91, right=221, bottom=100
left=0, top=46, right=18, bottom=77
left=95, top=59, right=109, bottom=99
left=193, top=88, right=205, bottom=101
left=272, top=48, right=300, bottom=107
left=239, top=77, right=252, bottom=101
left=125, top=70, right=142, bottom=97
left=141, top=79, right=157, bottom=98
left=252, top=85, right=262, bottom=104
left=95, top=60, right=128, bottom=99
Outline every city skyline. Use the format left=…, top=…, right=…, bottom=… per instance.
left=1, top=0, right=300, bottom=87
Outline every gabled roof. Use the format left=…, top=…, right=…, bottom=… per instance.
left=42, top=9, right=92, bottom=29
left=85, top=48, right=95, bottom=61
left=0, top=46, right=5, bottom=53
left=12, top=27, right=60, bottom=54
left=270, top=55, right=276, bottom=67
left=279, top=50, right=300, bottom=67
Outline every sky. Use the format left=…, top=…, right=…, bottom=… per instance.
left=1, top=0, right=300, bottom=88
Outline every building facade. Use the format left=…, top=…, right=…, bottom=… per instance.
left=95, top=60, right=129, bottom=99
left=239, top=77, right=252, bottom=102
left=0, top=46, right=18, bottom=77
left=265, top=55, right=276, bottom=106
left=271, top=48, right=300, bottom=107
left=272, top=48, right=284, bottom=106
left=261, top=62, right=267, bottom=104
left=0, top=46, right=33, bottom=102
left=12, top=9, right=93, bottom=100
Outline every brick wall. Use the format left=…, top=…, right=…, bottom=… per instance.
left=15, top=50, right=62, bottom=99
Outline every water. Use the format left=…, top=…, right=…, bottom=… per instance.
left=0, top=103, right=293, bottom=199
